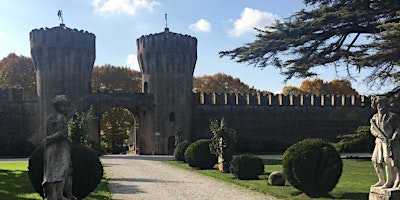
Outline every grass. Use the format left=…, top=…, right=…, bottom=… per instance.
left=165, top=158, right=376, bottom=200
left=0, top=161, right=111, bottom=200
left=0, top=158, right=376, bottom=199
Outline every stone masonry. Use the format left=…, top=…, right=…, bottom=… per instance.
left=0, top=24, right=374, bottom=155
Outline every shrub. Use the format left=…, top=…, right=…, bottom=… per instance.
left=229, top=154, right=264, bottom=180
left=209, top=118, right=236, bottom=173
left=282, top=138, right=343, bottom=198
left=68, top=107, right=96, bottom=145
left=174, top=140, right=191, bottom=162
left=184, top=139, right=217, bottom=169
left=333, top=126, right=374, bottom=153
left=28, top=142, right=103, bottom=199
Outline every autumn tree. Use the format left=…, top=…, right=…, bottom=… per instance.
left=193, top=73, right=259, bottom=93
left=220, top=0, right=400, bottom=88
left=282, top=86, right=306, bottom=96
left=325, top=79, right=359, bottom=95
left=91, top=64, right=141, bottom=93
left=300, top=79, right=326, bottom=95
left=0, top=53, right=36, bottom=99
left=282, top=78, right=359, bottom=95
left=100, top=107, right=134, bottom=154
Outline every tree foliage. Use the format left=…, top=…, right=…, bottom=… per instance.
left=219, top=0, right=400, bottom=88
left=0, top=53, right=36, bottom=98
left=282, top=78, right=358, bottom=95
left=209, top=118, right=237, bottom=173
left=68, top=106, right=97, bottom=145
left=193, top=73, right=259, bottom=93
left=100, top=107, right=134, bottom=154
left=209, top=118, right=237, bottom=156
left=91, top=64, right=141, bottom=93
left=282, top=85, right=307, bottom=96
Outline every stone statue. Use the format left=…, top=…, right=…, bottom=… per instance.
left=175, top=126, right=183, bottom=147
left=370, top=96, right=400, bottom=189
left=43, top=95, right=76, bottom=200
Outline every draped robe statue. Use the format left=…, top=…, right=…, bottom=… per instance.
left=43, top=95, right=76, bottom=200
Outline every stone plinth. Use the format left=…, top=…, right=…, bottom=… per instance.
left=369, top=186, right=400, bottom=200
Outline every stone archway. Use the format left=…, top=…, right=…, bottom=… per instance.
left=83, top=92, right=154, bottom=154
left=99, top=106, right=136, bottom=154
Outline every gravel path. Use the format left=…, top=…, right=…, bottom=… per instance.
left=100, top=155, right=278, bottom=200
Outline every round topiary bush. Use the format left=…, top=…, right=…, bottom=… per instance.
left=28, top=142, right=103, bottom=199
left=184, top=139, right=217, bottom=169
left=229, top=154, right=264, bottom=180
left=174, top=140, right=191, bottom=162
left=282, top=138, right=343, bottom=198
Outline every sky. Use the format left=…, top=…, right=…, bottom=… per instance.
left=0, top=0, right=397, bottom=95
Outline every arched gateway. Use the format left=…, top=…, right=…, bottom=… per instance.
left=30, top=24, right=196, bottom=154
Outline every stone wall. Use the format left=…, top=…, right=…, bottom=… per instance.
left=0, top=89, right=37, bottom=155
left=192, top=93, right=374, bottom=151
left=0, top=89, right=376, bottom=153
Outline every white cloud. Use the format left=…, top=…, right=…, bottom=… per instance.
left=229, top=7, right=279, bottom=37
left=189, top=19, right=212, bottom=32
left=126, top=53, right=141, bottom=71
left=92, top=0, right=161, bottom=16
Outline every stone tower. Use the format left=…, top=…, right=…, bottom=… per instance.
left=137, top=28, right=197, bottom=154
left=30, top=24, right=95, bottom=145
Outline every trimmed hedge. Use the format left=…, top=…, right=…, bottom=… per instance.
left=174, top=140, right=191, bottom=162
left=282, top=138, right=343, bottom=198
left=333, top=126, right=374, bottom=153
left=28, top=142, right=103, bottom=199
left=184, top=139, right=217, bottom=169
left=229, top=154, right=264, bottom=180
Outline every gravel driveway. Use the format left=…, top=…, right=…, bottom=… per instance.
left=100, top=155, right=278, bottom=200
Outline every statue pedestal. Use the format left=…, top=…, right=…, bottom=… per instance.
left=369, top=186, right=400, bottom=200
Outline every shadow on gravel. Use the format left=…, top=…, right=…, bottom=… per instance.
left=108, top=182, right=145, bottom=194
left=101, top=155, right=173, bottom=162
left=109, top=177, right=183, bottom=183
left=107, top=177, right=185, bottom=196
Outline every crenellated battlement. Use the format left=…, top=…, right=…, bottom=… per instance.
left=0, top=89, right=24, bottom=102
left=137, top=28, right=197, bottom=54
left=194, top=92, right=371, bottom=107
left=30, top=24, right=95, bottom=53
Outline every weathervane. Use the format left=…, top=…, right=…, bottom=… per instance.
left=57, top=10, right=64, bottom=25
left=165, top=13, right=169, bottom=31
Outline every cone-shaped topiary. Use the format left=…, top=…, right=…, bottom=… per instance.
left=184, top=139, right=217, bottom=169
left=282, top=138, right=343, bottom=198
left=229, top=154, right=264, bottom=180
left=174, top=140, right=191, bottom=162
left=28, top=143, right=103, bottom=199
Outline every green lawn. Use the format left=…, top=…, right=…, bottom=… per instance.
left=165, top=158, right=376, bottom=200
left=0, top=158, right=376, bottom=200
left=0, top=161, right=110, bottom=200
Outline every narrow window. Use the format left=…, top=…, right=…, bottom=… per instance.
left=169, top=112, right=175, bottom=122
